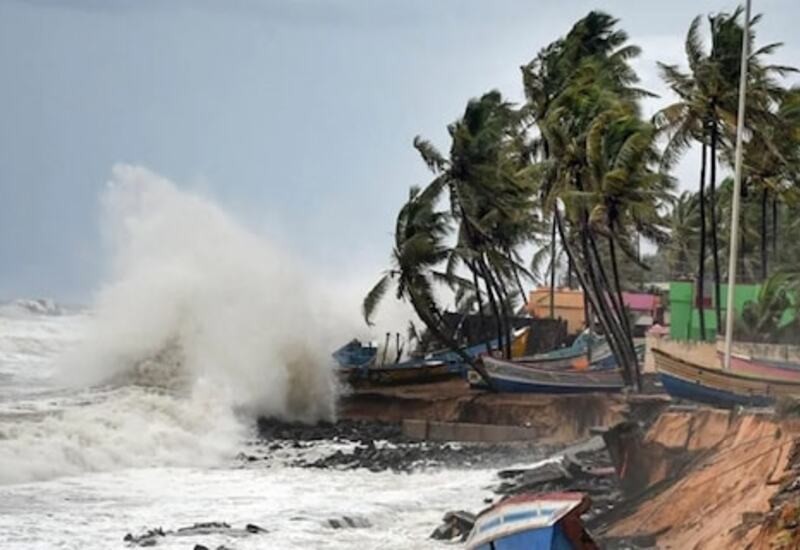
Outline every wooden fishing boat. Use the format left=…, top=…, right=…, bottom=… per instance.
left=715, top=350, right=800, bottom=382
left=722, top=339, right=800, bottom=366
left=469, top=355, right=625, bottom=393
left=517, top=331, right=603, bottom=362
left=654, top=347, right=800, bottom=408
left=349, top=359, right=456, bottom=388
left=711, top=340, right=800, bottom=382
left=430, top=327, right=531, bottom=374
left=466, top=492, right=598, bottom=550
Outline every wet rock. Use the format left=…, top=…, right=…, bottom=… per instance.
left=430, top=510, right=475, bottom=541
left=327, top=516, right=371, bottom=529
left=124, top=521, right=267, bottom=546
left=123, top=528, right=165, bottom=547
left=174, top=522, right=231, bottom=536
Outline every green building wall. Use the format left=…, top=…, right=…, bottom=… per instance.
left=669, top=281, right=761, bottom=341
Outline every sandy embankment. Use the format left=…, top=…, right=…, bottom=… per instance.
left=604, top=409, right=800, bottom=549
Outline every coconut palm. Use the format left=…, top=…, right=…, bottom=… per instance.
left=522, top=11, right=651, bottom=322
left=736, top=272, right=800, bottom=344
left=663, top=191, right=701, bottom=278
left=656, top=8, right=793, bottom=336
left=521, top=12, right=656, bottom=388
left=362, top=184, right=493, bottom=386
left=413, top=90, right=538, bottom=359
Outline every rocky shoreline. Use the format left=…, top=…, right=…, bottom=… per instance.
left=122, top=404, right=798, bottom=549
left=251, top=417, right=559, bottom=472
left=250, top=417, right=647, bottom=546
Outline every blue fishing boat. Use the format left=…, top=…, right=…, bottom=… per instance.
left=332, top=339, right=377, bottom=369
left=429, top=327, right=531, bottom=375
left=466, top=492, right=598, bottom=550
left=469, top=355, right=625, bottom=393
left=654, top=347, right=800, bottom=408
left=519, top=330, right=602, bottom=361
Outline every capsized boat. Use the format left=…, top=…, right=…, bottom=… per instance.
left=654, top=347, right=800, bottom=408
left=465, top=492, right=598, bottom=550
left=469, top=355, right=625, bottom=393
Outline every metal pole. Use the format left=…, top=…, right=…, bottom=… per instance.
left=723, top=0, right=751, bottom=370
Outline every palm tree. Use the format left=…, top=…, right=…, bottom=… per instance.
left=736, top=272, right=800, bottom=344
left=521, top=12, right=657, bottom=389
left=584, top=104, right=673, bottom=352
left=663, top=191, right=701, bottom=278
left=656, top=8, right=791, bottom=337
left=522, top=11, right=649, bottom=323
left=741, top=89, right=800, bottom=280
left=541, top=80, right=651, bottom=386
left=414, top=91, right=537, bottom=359
left=362, top=184, right=493, bottom=386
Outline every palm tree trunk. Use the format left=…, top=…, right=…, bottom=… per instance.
left=478, top=259, right=505, bottom=355
left=567, top=256, right=574, bottom=288
left=698, top=143, right=708, bottom=340
left=761, top=186, right=768, bottom=281
left=585, top=229, right=639, bottom=382
left=571, top=172, right=638, bottom=385
left=469, top=260, right=492, bottom=353
left=555, top=211, right=636, bottom=389
left=550, top=214, right=557, bottom=317
left=772, top=196, right=779, bottom=260
left=709, top=127, right=722, bottom=335
left=505, top=246, right=528, bottom=309
left=484, top=261, right=514, bottom=359
left=608, top=234, right=641, bottom=390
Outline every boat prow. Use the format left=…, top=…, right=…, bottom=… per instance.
left=466, top=492, right=598, bottom=550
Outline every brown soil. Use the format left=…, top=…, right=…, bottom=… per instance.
left=606, top=411, right=800, bottom=549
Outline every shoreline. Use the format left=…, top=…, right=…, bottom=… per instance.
left=250, top=379, right=800, bottom=549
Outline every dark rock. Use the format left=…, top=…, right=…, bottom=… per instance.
left=175, top=522, right=231, bottom=535
left=123, top=527, right=165, bottom=547
left=430, top=510, right=475, bottom=542
left=193, top=546, right=209, bottom=550
left=124, top=521, right=266, bottom=546
left=327, top=515, right=371, bottom=529
left=430, top=523, right=456, bottom=540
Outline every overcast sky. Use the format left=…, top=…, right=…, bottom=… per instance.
left=1, top=0, right=798, bottom=302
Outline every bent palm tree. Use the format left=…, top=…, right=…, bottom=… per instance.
left=362, top=185, right=494, bottom=387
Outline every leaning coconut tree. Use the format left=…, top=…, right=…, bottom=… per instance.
left=362, top=183, right=494, bottom=387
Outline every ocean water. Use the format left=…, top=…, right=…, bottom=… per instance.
left=0, top=304, right=506, bottom=550
left=0, top=167, right=534, bottom=548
